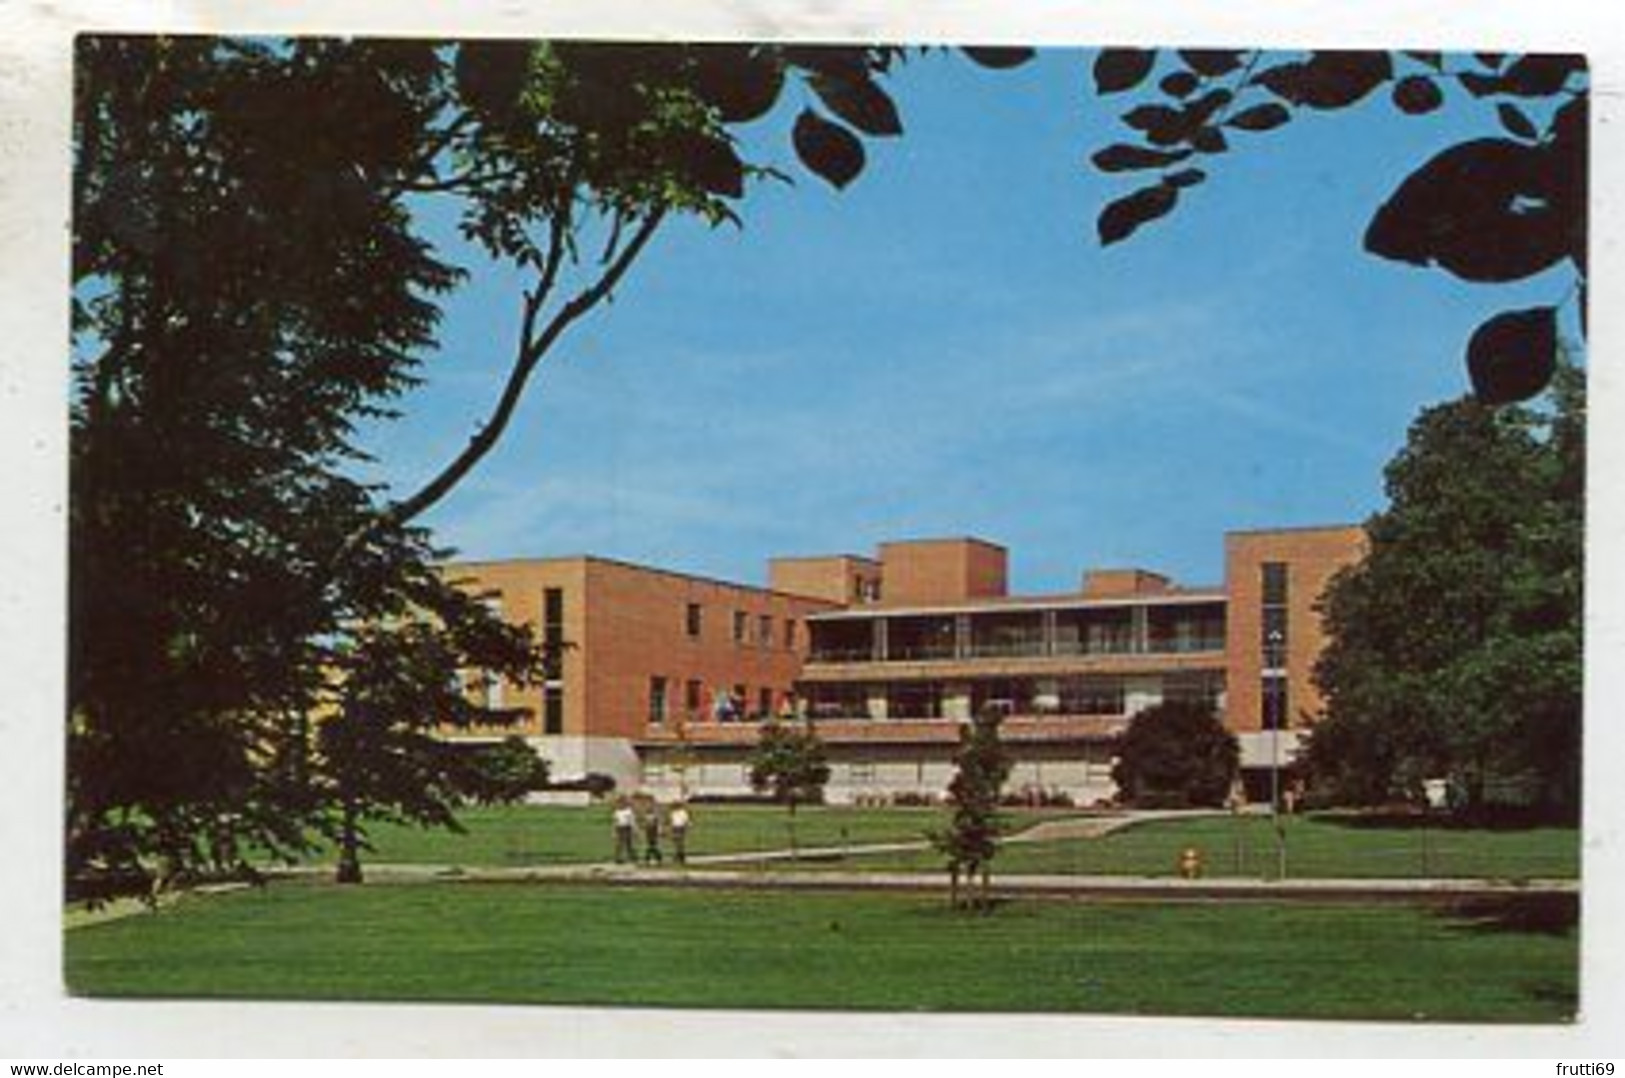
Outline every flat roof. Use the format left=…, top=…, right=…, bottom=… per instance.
left=1226, top=522, right=1362, bottom=537
left=443, top=554, right=841, bottom=607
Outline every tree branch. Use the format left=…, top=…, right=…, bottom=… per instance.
left=375, top=203, right=667, bottom=533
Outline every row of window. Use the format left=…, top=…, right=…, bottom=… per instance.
left=686, top=602, right=798, bottom=650
left=648, top=676, right=791, bottom=724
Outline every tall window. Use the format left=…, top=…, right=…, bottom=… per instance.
left=543, top=587, right=565, bottom=678
left=1261, top=562, right=1289, bottom=670
left=1262, top=674, right=1289, bottom=731
left=758, top=614, right=773, bottom=646
left=758, top=687, right=773, bottom=718
left=543, top=685, right=563, bottom=734
left=649, top=676, right=668, bottom=723
left=783, top=618, right=797, bottom=650
left=1261, top=561, right=1290, bottom=729
left=733, top=610, right=748, bottom=643
left=685, top=679, right=703, bottom=714
left=685, top=602, right=702, bottom=638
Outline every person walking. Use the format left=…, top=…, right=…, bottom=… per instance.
left=642, top=803, right=664, bottom=865
left=669, top=802, right=691, bottom=864
left=612, top=798, right=636, bottom=864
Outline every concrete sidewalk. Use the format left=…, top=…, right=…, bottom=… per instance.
left=261, top=859, right=1577, bottom=903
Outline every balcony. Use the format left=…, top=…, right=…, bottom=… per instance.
left=805, top=635, right=1224, bottom=665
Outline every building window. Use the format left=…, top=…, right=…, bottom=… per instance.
left=733, top=684, right=748, bottom=717
left=1262, top=561, right=1289, bottom=605
left=758, top=614, right=773, bottom=646
left=649, top=676, right=668, bottom=724
left=1262, top=674, right=1289, bottom=731
left=784, top=618, right=797, bottom=650
left=543, top=685, right=563, bottom=734
left=1261, top=561, right=1289, bottom=670
left=758, top=687, right=773, bottom=718
left=686, top=602, right=703, bottom=638
left=733, top=611, right=748, bottom=643
left=543, top=587, right=565, bottom=678
left=685, top=678, right=703, bottom=714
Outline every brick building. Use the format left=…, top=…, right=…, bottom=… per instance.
left=445, top=525, right=1365, bottom=803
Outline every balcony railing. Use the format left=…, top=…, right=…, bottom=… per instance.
left=807, top=635, right=1225, bottom=664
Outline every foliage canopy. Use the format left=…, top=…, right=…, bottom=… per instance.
left=1305, top=364, right=1583, bottom=818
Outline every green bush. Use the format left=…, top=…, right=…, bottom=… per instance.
left=1111, top=702, right=1238, bottom=809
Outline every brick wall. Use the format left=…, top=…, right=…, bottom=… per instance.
left=879, top=538, right=1008, bottom=604
left=1223, top=526, right=1367, bottom=733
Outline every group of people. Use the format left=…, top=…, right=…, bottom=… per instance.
left=612, top=797, right=691, bottom=865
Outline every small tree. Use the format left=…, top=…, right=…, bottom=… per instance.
left=932, top=709, right=1013, bottom=911
left=1111, top=701, right=1238, bottom=809
left=318, top=576, right=541, bottom=885
left=748, top=720, right=830, bottom=857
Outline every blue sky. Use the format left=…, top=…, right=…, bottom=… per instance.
left=359, top=49, right=1580, bottom=594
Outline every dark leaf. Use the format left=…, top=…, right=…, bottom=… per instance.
left=782, top=45, right=869, bottom=82
left=1405, top=51, right=1445, bottom=70
left=1365, top=138, right=1568, bottom=282
left=1475, top=52, right=1508, bottom=70
left=1549, top=93, right=1588, bottom=273
left=1226, top=102, right=1291, bottom=131
left=1257, top=52, right=1391, bottom=109
left=1094, top=49, right=1157, bottom=94
left=961, top=46, right=1037, bottom=69
left=1466, top=306, right=1558, bottom=404
left=666, top=130, right=745, bottom=198
left=1497, top=102, right=1539, bottom=141
left=1461, top=54, right=1586, bottom=99
left=808, top=71, right=903, bottom=137
left=454, top=41, right=532, bottom=120
left=1182, top=87, right=1233, bottom=127
left=1122, top=103, right=1189, bottom=145
left=1164, top=167, right=1206, bottom=189
left=1098, top=182, right=1179, bottom=246
left=1192, top=126, right=1229, bottom=154
left=1179, top=49, right=1243, bottom=76
left=1501, top=54, right=1587, bottom=96
left=791, top=109, right=865, bottom=189
left=1460, top=71, right=1505, bottom=98
left=1160, top=71, right=1199, bottom=98
left=1392, top=76, right=1443, bottom=115
left=1092, top=143, right=1193, bottom=172
left=689, top=45, right=784, bottom=123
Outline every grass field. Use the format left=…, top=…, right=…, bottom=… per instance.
left=314, top=803, right=956, bottom=868
left=63, top=879, right=1578, bottom=1021
left=814, top=813, right=1581, bottom=880
left=306, top=805, right=1579, bottom=881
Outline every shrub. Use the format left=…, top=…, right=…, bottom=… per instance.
left=1111, top=701, right=1238, bottom=809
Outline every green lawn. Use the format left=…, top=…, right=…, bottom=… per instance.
left=64, top=879, right=1577, bottom=1021
left=798, top=813, right=1581, bottom=880
left=313, top=803, right=961, bottom=868
left=301, top=806, right=1579, bottom=881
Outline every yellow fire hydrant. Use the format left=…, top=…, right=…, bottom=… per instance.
left=1178, top=846, right=1203, bottom=880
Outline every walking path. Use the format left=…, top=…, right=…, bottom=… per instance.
left=255, top=859, right=1576, bottom=903
left=66, top=809, right=1574, bottom=927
